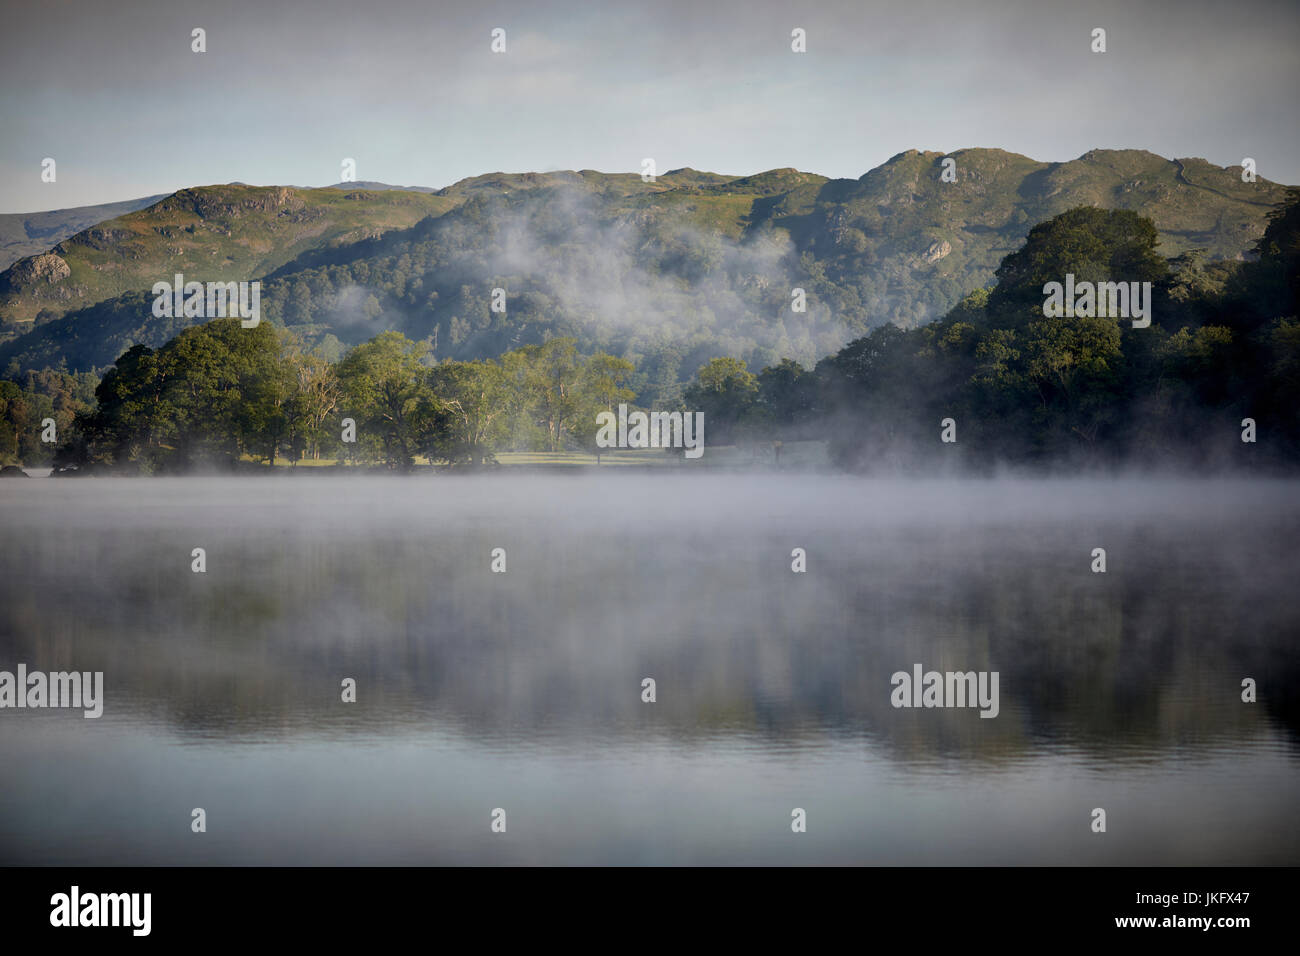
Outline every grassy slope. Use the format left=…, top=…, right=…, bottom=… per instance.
left=0, top=185, right=457, bottom=325
left=0, top=150, right=1289, bottom=369
left=755, top=148, right=1287, bottom=318
left=245, top=440, right=831, bottom=469
left=0, top=194, right=168, bottom=272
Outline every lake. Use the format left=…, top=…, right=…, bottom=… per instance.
left=1, top=474, right=1297, bottom=864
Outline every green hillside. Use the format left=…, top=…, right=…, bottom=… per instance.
left=0, top=193, right=167, bottom=272
left=0, top=185, right=456, bottom=326
left=745, top=148, right=1284, bottom=327
left=0, top=149, right=1289, bottom=377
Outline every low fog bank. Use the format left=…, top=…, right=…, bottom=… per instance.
left=4, top=470, right=1297, bottom=526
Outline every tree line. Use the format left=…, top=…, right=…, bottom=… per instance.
left=40, top=327, right=645, bottom=471
left=684, top=195, right=1300, bottom=469
left=3, top=194, right=1296, bottom=473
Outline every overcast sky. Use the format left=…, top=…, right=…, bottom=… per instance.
left=2, top=0, right=1296, bottom=213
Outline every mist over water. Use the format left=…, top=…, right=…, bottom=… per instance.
left=1, top=474, right=1297, bottom=865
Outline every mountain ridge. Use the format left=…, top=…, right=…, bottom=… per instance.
left=0, top=193, right=168, bottom=272
left=0, top=148, right=1290, bottom=375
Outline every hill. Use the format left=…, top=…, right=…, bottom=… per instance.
left=0, top=193, right=167, bottom=272
left=0, top=149, right=1288, bottom=377
left=0, top=185, right=455, bottom=326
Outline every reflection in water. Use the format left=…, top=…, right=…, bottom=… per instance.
left=0, top=475, right=1297, bottom=864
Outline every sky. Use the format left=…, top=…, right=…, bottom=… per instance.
left=1, top=0, right=1297, bottom=213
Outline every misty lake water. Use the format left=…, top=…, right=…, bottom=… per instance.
left=1, top=474, right=1297, bottom=865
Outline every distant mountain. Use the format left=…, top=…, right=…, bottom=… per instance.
left=0, top=149, right=1289, bottom=375
left=325, top=181, right=438, bottom=193
left=0, top=185, right=453, bottom=325
left=0, top=194, right=167, bottom=271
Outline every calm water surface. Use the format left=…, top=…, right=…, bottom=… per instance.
left=1, top=474, right=1297, bottom=864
